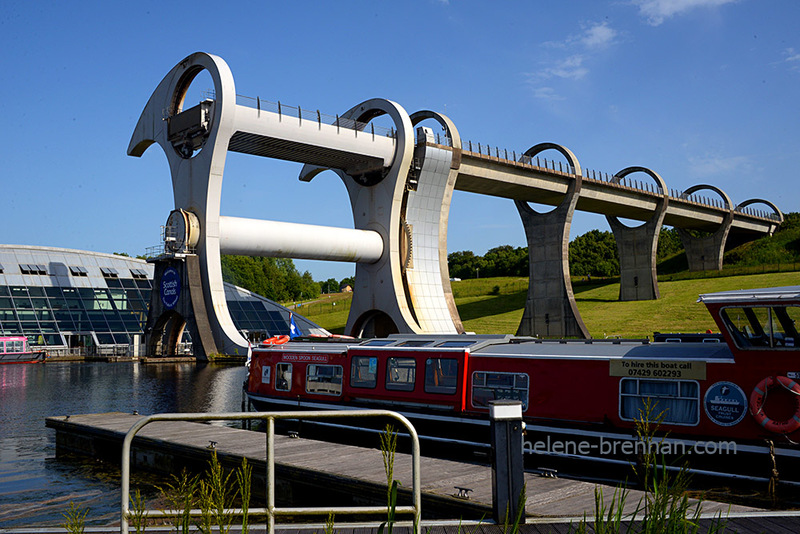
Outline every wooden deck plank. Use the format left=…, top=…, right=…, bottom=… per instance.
left=47, top=412, right=783, bottom=528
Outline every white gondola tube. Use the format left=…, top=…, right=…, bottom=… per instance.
left=218, top=216, right=383, bottom=263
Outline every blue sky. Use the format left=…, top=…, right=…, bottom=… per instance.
left=1, top=0, right=798, bottom=282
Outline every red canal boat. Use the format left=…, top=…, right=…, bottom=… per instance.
left=245, top=286, right=800, bottom=485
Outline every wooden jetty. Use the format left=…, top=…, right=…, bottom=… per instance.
left=42, top=412, right=800, bottom=533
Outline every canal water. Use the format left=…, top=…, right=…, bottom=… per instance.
left=0, top=361, right=248, bottom=528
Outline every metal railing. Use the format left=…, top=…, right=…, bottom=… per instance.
left=120, top=409, right=421, bottom=534
left=198, top=91, right=780, bottom=223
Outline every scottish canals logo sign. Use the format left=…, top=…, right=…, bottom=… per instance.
left=704, top=381, right=747, bottom=426
left=160, top=267, right=181, bottom=309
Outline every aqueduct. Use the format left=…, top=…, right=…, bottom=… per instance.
left=128, top=53, right=783, bottom=358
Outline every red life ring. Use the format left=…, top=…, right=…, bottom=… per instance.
left=261, top=335, right=290, bottom=345
left=749, top=376, right=800, bottom=434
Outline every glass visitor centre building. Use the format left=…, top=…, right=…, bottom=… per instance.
left=0, top=245, right=326, bottom=355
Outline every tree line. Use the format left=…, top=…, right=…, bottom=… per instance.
left=219, top=256, right=355, bottom=303
left=448, top=214, right=799, bottom=280
left=448, top=228, right=687, bottom=279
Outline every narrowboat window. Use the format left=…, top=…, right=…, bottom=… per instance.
left=424, top=358, right=458, bottom=394
left=351, top=356, right=378, bottom=388
left=386, top=357, right=416, bottom=391
left=363, top=339, right=395, bottom=346
left=471, top=371, right=529, bottom=410
left=306, top=364, right=343, bottom=396
left=721, top=305, right=800, bottom=349
left=261, top=365, right=271, bottom=385
left=275, top=363, right=292, bottom=391
left=398, top=340, right=433, bottom=347
left=437, top=341, right=475, bottom=348
left=619, top=378, right=699, bottom=425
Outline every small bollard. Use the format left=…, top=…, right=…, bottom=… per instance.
left=489, top=400, right=525, bottom=525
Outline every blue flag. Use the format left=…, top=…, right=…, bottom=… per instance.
left=289, top=313, right=302, bottom=339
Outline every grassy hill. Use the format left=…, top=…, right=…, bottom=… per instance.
left=302, top=271, right=800, bottom=338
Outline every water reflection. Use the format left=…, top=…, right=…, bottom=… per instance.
left=0, top=361, right=248, bottom=528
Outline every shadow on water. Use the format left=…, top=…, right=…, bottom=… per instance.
left=0, top=361, right=248, bottom=528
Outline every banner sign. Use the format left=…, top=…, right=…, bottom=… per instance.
left=609, top=359, right=706, bottom=380
left=160, top=267, right=181, bottom=309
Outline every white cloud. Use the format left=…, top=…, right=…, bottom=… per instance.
left=530, top=87, right=565, bottom=101
left=544, top=55, right=589, bottom=80
left=633, top=0, right=738, bottom=26
left=580, top=21, right=618, bottom=49
left=688, top=153, right=752, bottom=178
left=528, top=21, right=618, bottom=100
left=785, top=48, right=800, bottom=70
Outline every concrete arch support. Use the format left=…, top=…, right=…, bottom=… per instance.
left=406, top=111, right=464, bottom=333
left=736, top=199, right=784, bottom=232
left=676, top=185, right=734, bottom=271
left=300, top=99, right=439, bottom=337
left=128, top=52, right=245, bottom=359
left=515, top=143, right=589, bottom=339
left=605, top=167, right=668, bottom=301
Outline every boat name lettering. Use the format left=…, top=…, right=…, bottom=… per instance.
left=609, top=359, right=706, bottom=380
left=281, top=354, right=329, bottom=363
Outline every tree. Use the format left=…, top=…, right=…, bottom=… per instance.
left=447, top=250, right=488, bottom=279
left=322, top=278, right=339, bottom=293
left=483, top=245, right=528, bottom=277
left=220, top=255, right=320, bottom=302
left=656, top=227, right=684, bottom=261
left=568, top=230, right=619, bottom=277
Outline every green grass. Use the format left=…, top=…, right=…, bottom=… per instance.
left=302, top=271, right=800, bottom=339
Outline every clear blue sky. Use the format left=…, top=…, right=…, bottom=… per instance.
left=2, top=0, right=797, bottom=283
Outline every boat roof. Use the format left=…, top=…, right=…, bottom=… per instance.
left=263, top=334, right=734, bottom=360
left=471, top=338, right=733, bottom=360
left=697, top=286, right=800, bottom=304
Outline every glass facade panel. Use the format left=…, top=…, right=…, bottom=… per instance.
left=13, top=297, right=32, bottom=308
left=28, top=287, right=45, bottom=297
left=0, top=247, right=322, bottom=351
left=44, top=287, right=63, bottom=298
left=96, top=333, right=115, bottom=345
left=2, top=322, right=22, bottom=334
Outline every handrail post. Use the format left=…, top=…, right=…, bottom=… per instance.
left=412, top=424, right=422, bottom=534
left=267, top=416, right=275, bottom=534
